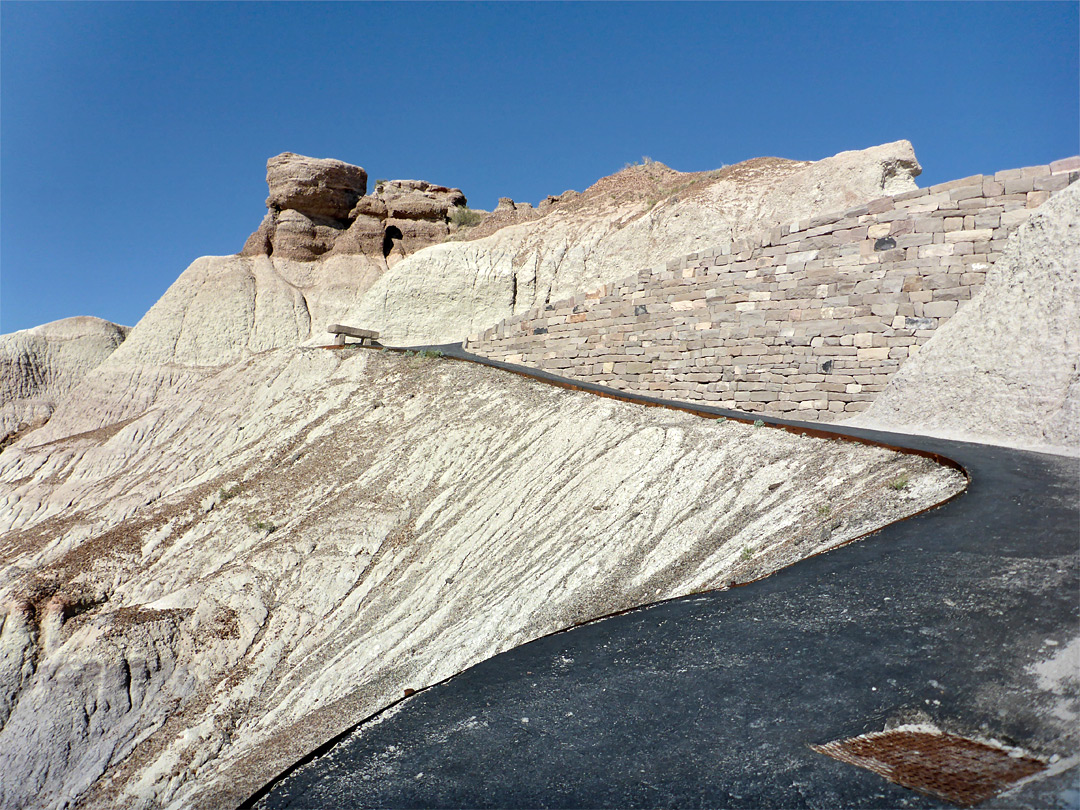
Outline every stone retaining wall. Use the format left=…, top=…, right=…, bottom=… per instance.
left=466, top=158, right=1079, bottom=421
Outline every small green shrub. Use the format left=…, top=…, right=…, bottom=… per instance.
left=449, top=206, right=484, bottom=227
left=740, top=545, right=754, bottom=561
left=418, top=349, right=444, bottom=359
left=816, top=503, right=831, bottom=517
left=887, top=475, right=910, bottom=491
left=753, top=419, right=765, bottom=428
left=219, top=484, right=242, bottom=503
left=250, top=519, right=278, bottom=534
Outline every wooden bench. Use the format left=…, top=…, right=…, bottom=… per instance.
left=327, top=324, right=379, bottom=346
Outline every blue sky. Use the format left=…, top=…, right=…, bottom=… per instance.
left=2, top=1, right=1077, bottom=333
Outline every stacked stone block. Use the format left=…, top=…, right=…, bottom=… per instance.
left=467, top=159, right=1079, bottom=422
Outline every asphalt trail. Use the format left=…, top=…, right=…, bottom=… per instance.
left=244, top=345, right=1079, bottom=809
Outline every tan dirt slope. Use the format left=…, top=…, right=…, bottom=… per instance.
left=0, top=349, right=964, bottom=810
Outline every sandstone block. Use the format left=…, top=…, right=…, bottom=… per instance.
left=948, top=185, right=983, bottom=201
left=857, top=347, right=890, bottom=361
left=922, top=300, right=958, bottom=318
left=1001, top=209, right=1031, bottom=228
left=1027, top=190, right=1052, bottom=208
left=1049, top=156, right=1080, bottom=174
left=919, top=244, right=955, bottom=258
left=1034, top=174, right=1071, bottom=193
left=1003, top=177, right=1034, bottom=195
left=868, top=197, right=895, bottom=215
left=944, top=228, right=993, bottom=243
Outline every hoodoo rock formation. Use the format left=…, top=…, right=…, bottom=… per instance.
left=55, top=143, right=925, bottom=385
left=242, top=153, right=466, bottom=264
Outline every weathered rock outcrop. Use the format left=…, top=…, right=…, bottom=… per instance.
left=100, top=143, right=918, bottom=390
left=338, top=179, right=468, bottom=267
left=242, top=153, right=466, bottom=263
left=20, top=138, right=1080, bottom=809
left=852, top=179, right=1080, bottom=455
left=9, top=161, right=472, bottom=445
left=0, top=350, right=964, bottom=810
left=266, top=152, right=368, bottom=217
left=242, top=153, right=369, bottom=261
left=0, top=317, right=129, bottom=442
left=15, top=252, right=392, bottom=446
left=346, top=141, right=923, bottom=344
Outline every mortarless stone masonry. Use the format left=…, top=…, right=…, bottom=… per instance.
left=466, top=159, right=1080, bottom=421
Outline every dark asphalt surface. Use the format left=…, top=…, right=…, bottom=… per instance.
left=245, top=345, right=1079, bottom=809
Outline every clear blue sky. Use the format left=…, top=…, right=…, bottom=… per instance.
left=2, top=1, right=1077, bottom=333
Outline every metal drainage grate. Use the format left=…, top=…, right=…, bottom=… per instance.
left=811, top=728, right=1046, bottom=807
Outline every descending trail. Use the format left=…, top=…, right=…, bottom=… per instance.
left=245, top=344, right=1078, bottom=810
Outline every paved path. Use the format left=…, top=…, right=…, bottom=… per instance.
left=246, top=346, right=1079, bottom=809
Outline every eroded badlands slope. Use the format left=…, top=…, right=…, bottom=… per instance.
left=0, top=350, right=963, bottom=810
left=0, top=317, right=129, bottom=443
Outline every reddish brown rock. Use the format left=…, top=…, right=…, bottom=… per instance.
left=379, top=180, right=466, bottom=221
left=386, top=217, right=450, bottom=255
left=351, top=194, right=388, bottom=219
left=240, top=212, right=275, bottom=256
left=332, top=213, right=386, bottom=257
left=241, top=155, right=466, bottom=262
left=269, top=210, right=346, bottom=261
left=265, top=152, right=368, bottom=220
